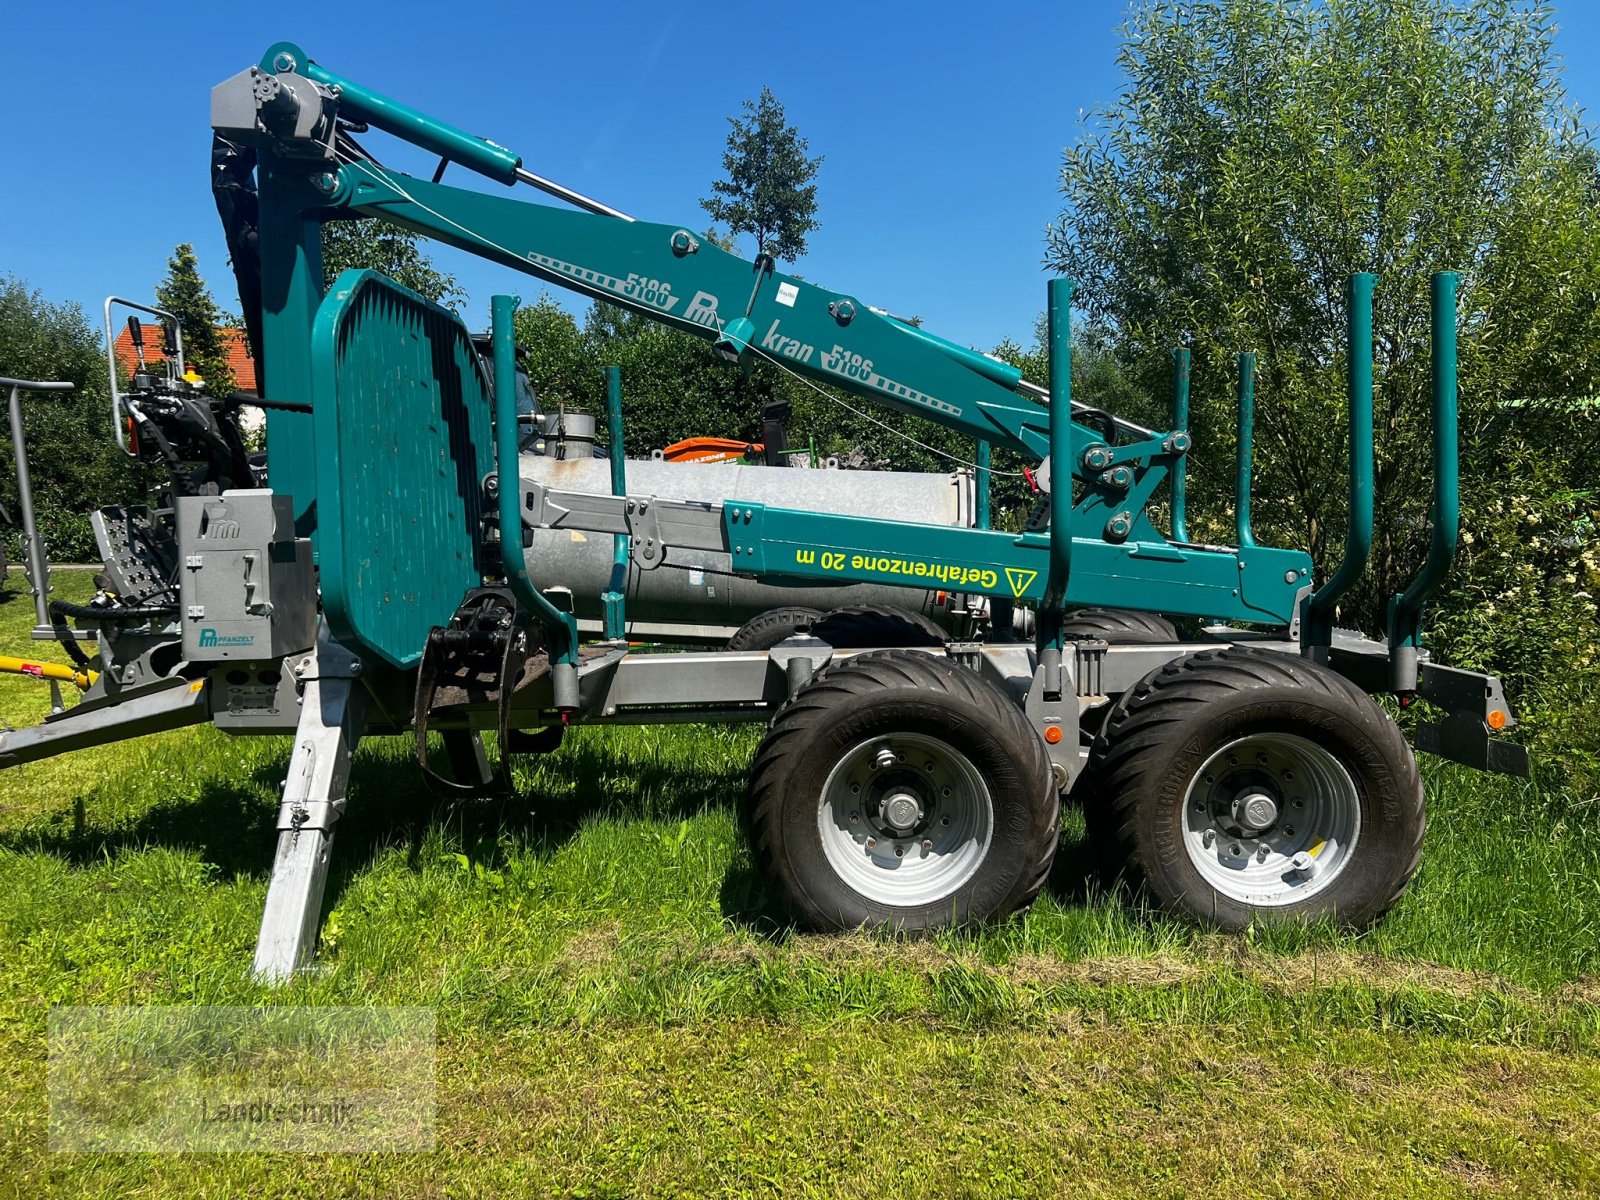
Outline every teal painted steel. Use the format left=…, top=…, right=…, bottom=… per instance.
left=1040, top=279, right=1074, bottom=651
left=724, top=503, right=1310, bottom=626
left=492, top=296, right=579, bottom=666
left=1170, top=348, right=1190, bottom=543
left=312, top=270, right=493, bottom=668
left=235, top=46, right=1315, bottom=638
left=886, top=318, right=1026, bottom=391
left=261, top=42, right=521, bottom=185
left=1388, top=271, right=1461, bottom=655
left=329, top=162, right=1073, bottom=464
left=1305, top=274, right=1377, bottom=649
left=602, top=365, right=628, bottom=640
left=974, top=441, right=992, bottom=530
left=256, top=151, right=327, bottom=537
left=1235, top=351, right=1257, bottom=549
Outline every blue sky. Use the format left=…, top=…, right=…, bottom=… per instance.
left=4, top=1, right=1598, bottom=354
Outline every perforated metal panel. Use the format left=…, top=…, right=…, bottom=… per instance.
left=310, top=270, right=492, bottom=668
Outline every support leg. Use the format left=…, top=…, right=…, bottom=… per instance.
left=253, top=626, right=367, bottom=983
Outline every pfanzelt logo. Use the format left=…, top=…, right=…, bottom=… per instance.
left=198, top=628, right=254, bottom=648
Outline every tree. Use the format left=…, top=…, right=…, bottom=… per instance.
left=0, top=276, right=149, bottom=562
left=701, top=87, right=823, bottom=262
left=155, top=244, right=235, bottom=396
left=513, top=294, right=597, bottom=415
left=322, top=220, right=464, bottom=308
left=1048, top=0, right=1600, bottom=627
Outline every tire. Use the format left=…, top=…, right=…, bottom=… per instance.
left=809, top=604, right=948, bottom=648
left=748, top=649, right=1058, bottom=932
left=1080, top=646, right=1423, bottom=931
left=1059, top=608, right=1181, bottom=741
left=727, top=606, right=824, bottom=652
left=1059, top=607, right=1178, bottom=644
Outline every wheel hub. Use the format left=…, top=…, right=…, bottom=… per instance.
left=1231, top=789, right=1279, bottom=833
left=881, top=790, right=923, bottom=833
left=1181, top=732, right=1361, bottom=907
left=818, top=732, right=994, bottom=906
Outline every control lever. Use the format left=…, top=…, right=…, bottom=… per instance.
left=126, top=316, right=147, bottom=369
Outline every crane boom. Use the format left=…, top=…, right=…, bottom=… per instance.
left=211, top=43, right=1163, bottom=504
left=207, top=41, right=1317, bottom=636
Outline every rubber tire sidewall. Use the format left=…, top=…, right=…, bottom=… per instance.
left=1115, top=679, right=1421, bottom=930
left=727, top=607, right=824, bottom=652
left=761, top=657, right=1048, bottom=931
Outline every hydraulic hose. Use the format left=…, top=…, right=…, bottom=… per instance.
left=49, top=599, right=177, bottom=623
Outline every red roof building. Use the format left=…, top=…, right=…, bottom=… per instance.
left=112, top=325, right=257, bottom=394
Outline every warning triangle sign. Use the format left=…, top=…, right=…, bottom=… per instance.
left=1004, top=567, right=1038, bottom=597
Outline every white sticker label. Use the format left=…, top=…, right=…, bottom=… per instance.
left=688, top=567, right=705, bottom=585
left=775, top=282, right=799, bottom=308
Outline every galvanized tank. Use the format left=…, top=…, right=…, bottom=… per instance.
left=520, top=454, right=976, bottom=641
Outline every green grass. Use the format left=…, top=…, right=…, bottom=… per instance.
left=1, top=570, right=1597, bottom=1197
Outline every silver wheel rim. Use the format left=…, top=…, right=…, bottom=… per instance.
left=1181, top=733, right=1361, bottom=907
left=817, top=732, right=994, bottom=907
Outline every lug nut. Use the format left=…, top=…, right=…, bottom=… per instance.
left=1203, top=830, right=1215, bottom=848
left=849, top=812, right=860, bottom=824
left=865, top=837, right=877, bottom=849
left=894, top=845, right=905, bottom=858
left=922, top=840, right=934, bottom=853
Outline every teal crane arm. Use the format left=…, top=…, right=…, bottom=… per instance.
left=217, top=43, right=1174, bottom=493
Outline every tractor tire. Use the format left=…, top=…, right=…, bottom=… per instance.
left=1059, top=607, right=1179, bottom=644
left=748, top=649, right=1059, bottom=933
left=727, top=606, right=825, bottom=652
left=1080, top=646, right=1423, bottom=931
left=809, top=604, right=948, bottom=648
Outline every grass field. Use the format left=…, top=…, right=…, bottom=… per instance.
left=1, top=571, right=1597, bottom=1197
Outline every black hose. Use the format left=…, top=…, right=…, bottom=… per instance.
left=49, top=599, right=177, bottom=623
left=224, top=391, right=311, bottom=414
left=51, top=621, right=93, bottom=670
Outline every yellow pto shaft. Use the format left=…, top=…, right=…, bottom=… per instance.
left=0, top=656, right=97, bottom=691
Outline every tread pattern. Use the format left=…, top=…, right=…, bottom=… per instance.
left=1083, top=646, right=1424, bottom=927
left=1059, top=607, right=1179, bottom=644
left=748, top=649, right=1059, bottom=931
left=726, top=606, right=824, bottom=652
left=809, top=605, right=948, bottom=648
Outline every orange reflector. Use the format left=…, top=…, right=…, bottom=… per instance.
left=1043, top=725, right=1063, bottom=744
left=1487, top=709, right=1507, bottom=731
